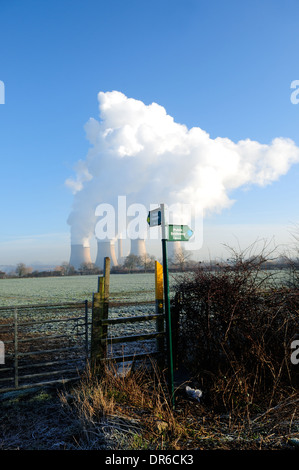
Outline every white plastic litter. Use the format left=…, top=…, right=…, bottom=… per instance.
left=185, top=386, right=203, bottom=402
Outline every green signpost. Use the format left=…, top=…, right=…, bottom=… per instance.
left=147, top=204, right=194, bottom=409
left=168, top=224, right=193, bottom=241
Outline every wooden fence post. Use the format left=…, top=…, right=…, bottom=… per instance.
left=91, top=257, right=110, bottom=373
left=155, top=261, right=165, bottom=369
left=103, top=257, right=110, bottom=301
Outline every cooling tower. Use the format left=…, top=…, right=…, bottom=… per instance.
left=130, top=238, right=147, bottom=258
left=168, top=241, right=183, bottom=259
left=95, top=240, right=118, bottom=268
left=69, top=244, right=92, bottom=270
left=118, top=238, right=124, bottom=264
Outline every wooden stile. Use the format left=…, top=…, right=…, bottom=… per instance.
left=90, top=257, right=166, bottom=372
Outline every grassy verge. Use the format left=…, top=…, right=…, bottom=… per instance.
left=58, top=361, right=299, bottom=450
left=0, top=361, right=298, bottom=450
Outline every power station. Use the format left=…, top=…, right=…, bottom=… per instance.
left=69, top=237, right=182, bottom=270
left=69, top=244, right=92, bottom=270
left=130, top=238, right=147, bottom=258
left=68, top=202, right=184, bottom=270
left=95, top=239, right=118, bottom=268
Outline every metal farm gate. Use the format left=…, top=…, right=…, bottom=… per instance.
left=0, top=259, right=172, bottom=393
left=0, top=301, right=90, bottom=393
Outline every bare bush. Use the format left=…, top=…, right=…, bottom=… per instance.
left=173, top=245, right=299, bottom=414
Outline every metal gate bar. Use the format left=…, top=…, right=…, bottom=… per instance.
left=0, top=300, right=90, bottom=393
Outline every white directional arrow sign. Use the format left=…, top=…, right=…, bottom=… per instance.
left=147, top=208, right=162, bottom=227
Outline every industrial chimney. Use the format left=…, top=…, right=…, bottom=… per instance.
left=95, top=240, right=118, bottom=268
left=118, top=238, right=124, bottom=264
left=69, top=244, right=92, bottom=270
left=168, top=241, right=183, bottom=260
left=130, top=238, right=147, bottom=258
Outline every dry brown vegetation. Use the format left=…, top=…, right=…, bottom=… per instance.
left=57, top=359, right=299, bottom=451
left=171, top=245, right=299, bottom=417
left=0, top=356, right=298, bottom=450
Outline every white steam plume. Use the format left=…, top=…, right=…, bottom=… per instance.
left=66, top=90, right=299, bottom=245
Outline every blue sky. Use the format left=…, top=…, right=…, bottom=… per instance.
left=0, top=0, right=299, bottom=266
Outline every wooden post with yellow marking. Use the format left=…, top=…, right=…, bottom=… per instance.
left=91, top=257, right=110, bottom=373
left=155, top=261, right=165, bottom=368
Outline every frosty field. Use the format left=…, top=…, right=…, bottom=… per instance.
left=0, top=273, right=174, bottom=307
left=0, top=269, right=286, bottom=308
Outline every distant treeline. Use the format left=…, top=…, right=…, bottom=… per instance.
left=0, top=254, right=297, bottom=279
